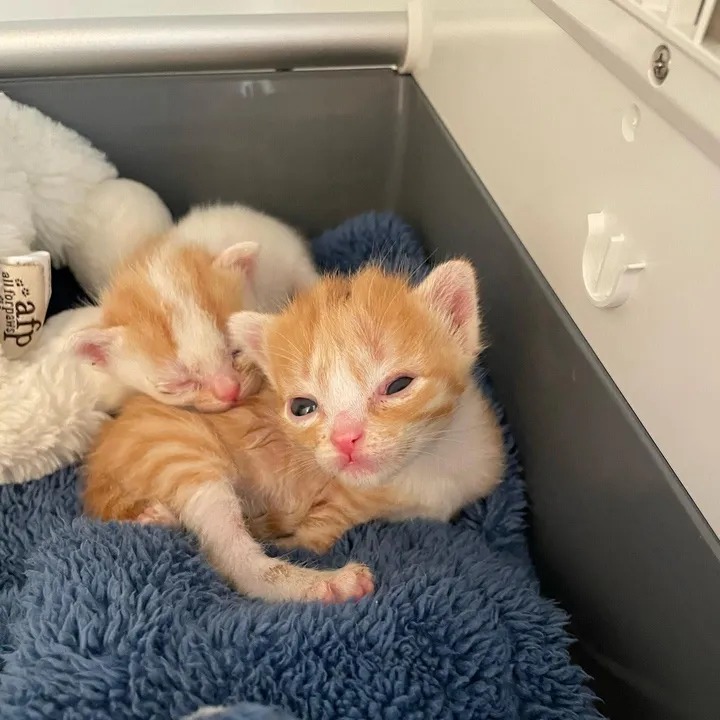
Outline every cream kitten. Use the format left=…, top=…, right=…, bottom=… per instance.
left=173, top=204, right=318, bottom=312
left=70, top=204, right=317, bottom=412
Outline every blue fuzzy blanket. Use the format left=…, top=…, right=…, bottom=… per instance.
left=0, top=213, right=601, bottom=720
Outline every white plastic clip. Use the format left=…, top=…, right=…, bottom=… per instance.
left=583, top=212, right=645, bottom=309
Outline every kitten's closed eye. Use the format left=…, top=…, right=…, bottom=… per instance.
left=157, top=379, right=198, bottom=395
left=384, top=376, right=414, bottom=395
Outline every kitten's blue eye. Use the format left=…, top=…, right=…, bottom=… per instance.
left=385, top=376, right=414, bottom=395
left=290, top=397, right=318, bottom=417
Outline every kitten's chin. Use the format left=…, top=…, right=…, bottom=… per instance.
left=318, top=445, right=411, bottom=487
left=333, top=459, right=401, bottom=488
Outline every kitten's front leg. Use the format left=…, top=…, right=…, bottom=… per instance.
left=174, top=479, right=374, bottom=603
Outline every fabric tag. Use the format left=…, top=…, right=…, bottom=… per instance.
left=0, top=251, right=51, bottom=359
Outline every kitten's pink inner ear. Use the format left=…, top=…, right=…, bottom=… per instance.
left=70, top=327, right=119, bottom=367
left=417, top=260, right=481, bottom=356
left=78, top=342, right=107, bottom=365
left=214, top=241, right=259, bottom=276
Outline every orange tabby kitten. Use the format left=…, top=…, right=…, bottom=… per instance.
left=230, top=259, right=504, bottom=551
left=84, top=260, right=502, bottom=601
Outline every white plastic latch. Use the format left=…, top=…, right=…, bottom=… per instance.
left=583, top=212, right=645, bottom=309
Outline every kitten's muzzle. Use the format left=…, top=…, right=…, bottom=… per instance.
left=209, top=374, right=241, bottom=404
left=329, top=416, right=380, bottom=476
left=192, top=366, right=262, bottom=412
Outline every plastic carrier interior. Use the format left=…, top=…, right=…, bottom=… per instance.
left=2, top=5, right=719, bottom=719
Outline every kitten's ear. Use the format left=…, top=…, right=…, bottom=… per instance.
left=227, top=311, right=273, bottom=372
left=68, top=326, right=122, bottom=367
left=415, top=259, right=481, bottom=357
left=214, top=241, right=259, bottom=275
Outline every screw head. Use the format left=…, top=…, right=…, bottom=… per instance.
left=651, top=44, right=671, bottom=84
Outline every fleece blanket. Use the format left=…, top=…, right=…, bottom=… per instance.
left=0, top=213, right=601, bottom=720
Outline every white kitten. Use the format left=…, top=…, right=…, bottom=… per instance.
left=172, top=204, right=318, bottom=312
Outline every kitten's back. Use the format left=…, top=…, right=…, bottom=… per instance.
left=84, top=386, right=316, bottom=521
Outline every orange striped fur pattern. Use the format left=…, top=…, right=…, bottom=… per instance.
left=84, top=386, right=374, bottom=603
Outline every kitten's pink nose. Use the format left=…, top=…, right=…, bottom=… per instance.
left=330, top=416, right=365, bottom=459
left=209, top=375, right=241, bottom=403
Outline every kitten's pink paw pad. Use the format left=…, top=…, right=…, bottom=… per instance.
left=307, top=563, right=375, bottom=604
left=135, top=504, right=177, bottom=526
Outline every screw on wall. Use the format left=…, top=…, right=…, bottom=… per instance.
left=651, top=44, right=671, bottom=85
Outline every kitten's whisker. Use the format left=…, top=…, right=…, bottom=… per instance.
left=375, top=275, right=413, bottom=330
left=266, top=327, right=306, bottom=360
left=263, top=349, right=302, bottom=367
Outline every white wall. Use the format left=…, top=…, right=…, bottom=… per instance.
left=414, top=0, right=720, bottom=536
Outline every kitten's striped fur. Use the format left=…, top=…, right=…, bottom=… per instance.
left=84, top=387, right=373, bottom=602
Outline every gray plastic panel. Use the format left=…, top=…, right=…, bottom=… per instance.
left=396, top=82, right=720, bottom=720
left=2, top=69, right=718, bottom=718
left=1, top=70, right=400, bottom=230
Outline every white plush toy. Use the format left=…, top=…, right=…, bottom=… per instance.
left=0, top=307, right=129, bottom=484
left=0, top=92, right=173, bottom=484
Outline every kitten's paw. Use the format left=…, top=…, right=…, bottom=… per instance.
left=304, top=562, right=375, bottom=604
left=135, top=503, right=177, bottom=527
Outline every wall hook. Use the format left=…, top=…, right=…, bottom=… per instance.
left=583, top=212, right=645, bottom=309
